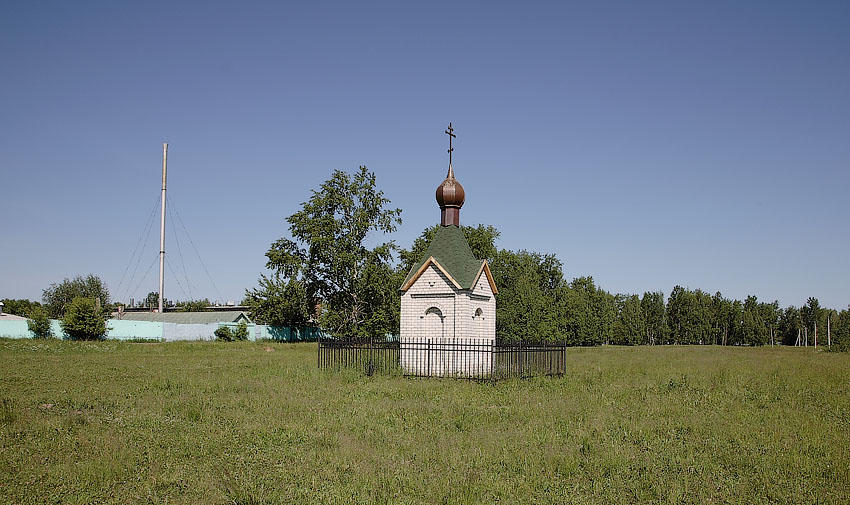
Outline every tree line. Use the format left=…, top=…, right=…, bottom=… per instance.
left=241, top=166, right=850, bottom=350
left=5, top=167, right=847, bottom=347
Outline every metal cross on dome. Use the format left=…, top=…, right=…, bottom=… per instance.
left=445, top=122, right=456, bottom=168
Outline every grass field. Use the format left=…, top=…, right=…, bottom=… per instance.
left=1, top=339, right=848, bottom=504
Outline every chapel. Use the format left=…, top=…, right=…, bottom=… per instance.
left=399, top=125, right=497, bottom=361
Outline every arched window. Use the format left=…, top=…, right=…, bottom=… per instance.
left=473, top=307, right=483, bottom=320
left=422, top=306, right=445, bottom=338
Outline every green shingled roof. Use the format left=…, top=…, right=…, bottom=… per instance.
left=401, top=225, right=485, bottom=291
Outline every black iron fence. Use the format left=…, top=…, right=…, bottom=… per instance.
left=317, top=337, right=400, bottom=376
left=317, top=337, right=566, bottom=380
left=492, top=340, right=568, bottom=380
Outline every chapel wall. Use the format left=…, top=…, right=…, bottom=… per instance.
left=400, top=264, right=457, bottom=340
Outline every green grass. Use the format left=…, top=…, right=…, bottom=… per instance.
left=1, top=339, right=848, bottom=504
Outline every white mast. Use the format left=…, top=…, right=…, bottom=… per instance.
left=158, top=143, right=168, bottom=313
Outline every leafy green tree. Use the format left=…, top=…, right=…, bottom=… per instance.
left=641, top=291, right=666, bottom=345
left=244, top=275, right=310, bottom=326
left=832, top=307, right=850, bottom=351
left=1, top=299, right=41, bottom=317
left=758, top=300, right=781, bottom=345
left=27, top=305, right=53, bottom=339
left=695, top=290, right=715, bottom=344
left=42, top=275, right=110, bottom=318
left=61, top=297, right=108, bottom=340
left=740, top=295, right=767, bottom=345
left=801, top=297, right=822, bottom=346
left=821, top=308, right=838, bottom=347
left=667, top=287, right=714, bottom=344
left=666, top=286, right=687, bottom=344
left=178, top=299, right=211, bottom=312
left=709, top=292, right=725, bottom=345
left=727, top=300, right=744, bottom=345
left=613, top=294, right=646, bottom=345
left=564, top=277, right=608, bottom=346
left=489, top=249, right=563, bottom=341
left=711, top=293, right=740, bottom=346
left=595, top=289, right=617, bottom=345
left=778, top=305, right=803, bottom=345
left=144, top=291, right=168, bottom=309
left=263, top=166, right=402, bottom=339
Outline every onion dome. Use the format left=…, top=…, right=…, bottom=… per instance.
left=436, top=164, right=465, bottom=226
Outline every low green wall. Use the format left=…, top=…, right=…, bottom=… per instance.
left=0, top=319, right=323, bottom=342
left=0, top=320, right=31, bottom=339
left=109, top=320, right=164, bottom=340
left=255, top=325, right=324, bottom=342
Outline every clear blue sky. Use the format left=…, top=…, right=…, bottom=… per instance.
left=1, top=1, right=848, bottom=310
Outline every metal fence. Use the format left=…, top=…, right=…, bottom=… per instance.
left=317, top=337, right=400, bottom=376
left=317, top=337, right=567, bottom=380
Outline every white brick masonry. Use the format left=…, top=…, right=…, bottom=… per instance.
left=400, top=263, right=495, bottom=376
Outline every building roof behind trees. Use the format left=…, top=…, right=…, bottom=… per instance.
left=118, top=311, right=252, bottom=324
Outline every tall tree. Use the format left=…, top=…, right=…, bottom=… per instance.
left=42, top=275, right=110, bottom=318
left=711, top=293, right=739, bottom=346
left=710, top=292, right=725, bottom=345
left=778, top=305, right=803, bottom=345
left=740, top=295, right=767, bottom=345
left=263, top=166, right=402, bottom=338
left=0, top=299, right=41, bottom=317
left=144, top=291, right=166, bottom=308
left=244, top=275, right=311, bottom=326
left=832, top=307, right=850, bottom=350
left=821, top=308, right=838, bottom=347
left=667, top=287, right=713, bottom=344
left=565, top=277, right=609, bottom=346
left=613, top=294, right=646, bottom=345
left=489, top=249, right=563, bottom=341
left=557, top=284, right=593, bottom=345
left=641, top=291, right=666, bottom=345
left=667, top=286, right=688, bottom=344
left=727, top=299, right=744, bottom=345
left=758, top=300, right=781, bottom=345
left=801, top=297, right=822, bottom=346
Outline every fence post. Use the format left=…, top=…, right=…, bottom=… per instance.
left=366, top=336, right=370, bottom=375
left=562, top=341, right=567, bottom=375
left=427, top=338, right=431, bottom=378
left=489, top=339, right=495, bottom=383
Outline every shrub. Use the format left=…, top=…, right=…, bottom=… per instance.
left=215, top=325, right=234, bottom=342
left=215, top=321, right=249, bottom=342
left=233, top=320, right=249, bottom=341
left=27, top=306, right=53, bottom=339
left=61, top=297, right=108, bottom=340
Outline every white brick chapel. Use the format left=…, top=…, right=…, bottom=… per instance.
left=399, top=125, right=497, bottom=376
